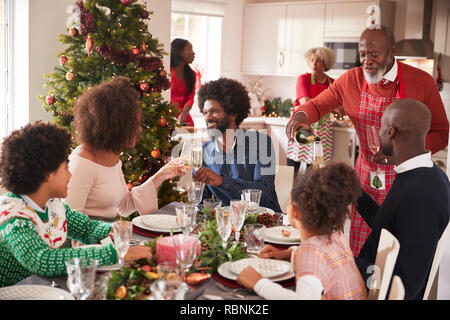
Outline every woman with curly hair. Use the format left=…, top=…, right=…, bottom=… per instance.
left=170, top=38, right=197, bottom=127
left=0, top=121, right=152, bottom=287
left=193, top=77, right=281, bottom=212
left=287, top=47, right=340, bottom=175
left=66, top=76, right=185, bottom=222
left=237, top=163, right=367, bottom=300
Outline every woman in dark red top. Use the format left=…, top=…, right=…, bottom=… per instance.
left=287, top=47, right=337, bottom=175
left=170, top=38, right=197, bottom=127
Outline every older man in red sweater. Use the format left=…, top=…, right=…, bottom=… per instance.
left=286, top=24, right=449, bottom=256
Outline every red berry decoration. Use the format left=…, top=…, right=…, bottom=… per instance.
left=121, top=0, right=131, bottom=6
left=131, top=47, right=140, bottom=56
left=151, top=148, right=161, bottom=159
left=139, top=82, right=149, bottom=92
left=59, top=55, right=68, bottom=65
left=159, top=69, right=167, bottom=77
left=46, top=95, right=55, bottom=105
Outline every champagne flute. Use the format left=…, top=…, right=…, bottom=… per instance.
left=312, top=139, right=324, bottom=169
left=230, top=200, right=247, bottom=241
left=366, top=125, right=383, bottom=173
left=192, top=147, right=203, bottom=176
left=215, top=206, right=232, bottom=249
left=173, top=141, right=193, bottom=193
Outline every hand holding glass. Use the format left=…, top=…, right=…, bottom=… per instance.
left=173, top=141, right=193, bottom=192
left=112, top=220, right=133, bottom=268
left=366, top=125, right=383, bottom=173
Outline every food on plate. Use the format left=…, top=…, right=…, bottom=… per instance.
left=114, top=285, right=127, bottom=299
left=281, top=229, right=291, bottom=237
left=184, top=272, right=211, bottom=286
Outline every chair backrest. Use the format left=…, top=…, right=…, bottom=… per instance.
left=368, top=228, right=400, bottom=300
left=274, top=165, right=294, bottom=213
left=423, top=220, right=450, bottom=300
left=388, top=275, right=405, bottom=300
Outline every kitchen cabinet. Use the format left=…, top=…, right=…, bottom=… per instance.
left=242, top=2, right=325, bottom=76
left=324, top=1, right=377, bottom=39
left=331, top=126, right=358, bottom=168
left=434, top=0, right=450, bottom=56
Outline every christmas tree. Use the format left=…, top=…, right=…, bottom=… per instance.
left=39, top=0, right=182, bottom=208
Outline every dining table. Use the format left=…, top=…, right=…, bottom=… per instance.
left=13, top=202, right=297, bottom=300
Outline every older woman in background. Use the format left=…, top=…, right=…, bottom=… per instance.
left=287, top=47, right=337, bottom=176
left=66, top=77, right=185, bottom=222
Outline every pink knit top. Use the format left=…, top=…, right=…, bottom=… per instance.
left=65, top=153, right=158, bottom=219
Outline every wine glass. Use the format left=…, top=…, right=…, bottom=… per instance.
left=215, top=206, right=233, bottom=249
left=172, top=234, right=200, bottom=280
left=187, top=181, right=205, bottom=212
left=241, top=189, right=262, bottom=215
left=175, top=204, right=197, bottom=235
left=65, top=257, right=98, bottom=300
left=173, top=141, right=193, bottom=193
left=230, top=200, right=247, bottom=241
left=366, top=125, right=383, bottom=173
left=311, top=139, right=325, bottom=169
left=112, top=220, right=133, bottom=268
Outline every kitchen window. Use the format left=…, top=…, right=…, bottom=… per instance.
left=171, top=0, right=224, bottom=83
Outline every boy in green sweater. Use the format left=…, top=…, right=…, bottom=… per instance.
left=0, top=121, right=152, bottom=287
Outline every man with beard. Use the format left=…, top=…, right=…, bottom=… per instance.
left=285, top=24, right=449, bottom=256
left=355, top=99, right=449, bottom=299
left=193, top=77, right=282, bottom=212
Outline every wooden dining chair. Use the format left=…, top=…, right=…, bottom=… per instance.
left=367, top=228, right=400, bottom=300
left=423, top=220, right=450, bottom=300
left=274, top=165, right=294, bottom=213
left=388, top=275, right=405, bottom=300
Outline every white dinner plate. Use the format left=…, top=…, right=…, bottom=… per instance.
left=229, top=258, right=290, bottom=279
left=256, top=207, right=275, bottom=216
left=218, top=261, right=294, bottom=282
left=264, top=226, right=301, bottom=245
left=132, top=214, right=181, bottom=233
left=0, top=285, right=74, bottom=300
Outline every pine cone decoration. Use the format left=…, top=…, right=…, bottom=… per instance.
left=257, top=213, right=275, bottom=228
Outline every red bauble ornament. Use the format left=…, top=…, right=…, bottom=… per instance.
left=159, top=116, right=167, bottom=127
left=65, top=71, right=75, bottom=81
left=140, top=10, right=149, bottom=19
left=86, top=36, right=93, bottom=56
left=159, top=69, right=167, bottom=77
left=59, top=55, right=68, bottom=65
left=131, top=47, right=140, bottom=56
left=69, top=28, right=78, bottom=37
left=151, top=148, right=161, bottom=159
left=139, top=82, right=149, bottom=92
left=46, top=95, right=55, bottom=105
left=121, top=0, right=131, bottom=6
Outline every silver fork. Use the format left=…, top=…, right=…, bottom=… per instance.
left=214, top=282, right=245, bottom=299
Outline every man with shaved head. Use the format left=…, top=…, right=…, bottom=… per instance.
left=355, top=99, right=450, bottom=300
left=286, top=24, right=449, bottom=256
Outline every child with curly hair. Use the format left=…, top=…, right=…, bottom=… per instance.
left=237, top=163, right=367, bottom=300
left=0, top=121, right=152, bottom=287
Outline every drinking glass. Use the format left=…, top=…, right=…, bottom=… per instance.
left=244, top=224, right=266, bottom=256
left=312, top=140, right=325, bottom=169
left=241, top=189, right=262, bottom=215
left=191, top=144, right=203, bottom=176
left=175, top=204, right=197, bottom=235
left=173, top=141, right=193, bottom=193
left=230, top=200, right=247, bottom=241
left=65, top=257, right=98, bottom=300
left=366, top=125, right=384, bottom=173
left=150, top=280, right=188, bottom=300
left=172, top=234, right=200, bottom=280
left=187, top=181, right=205, bottom=211
left=156, top=261, right=181, bottom=282
left=215, top=206, right=233, bottom=249
left=112, top=220, right=133, bottom=268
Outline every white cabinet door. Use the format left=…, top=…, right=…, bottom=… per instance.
left=324, top=1, right=377, bottom=38
left=268, top=124, right=289, bottom=166
left=331, top=129, right=357, bottom=168
left=242, top=4, right=287, bottom=75
left=285, top=3, right=326, bottom=76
